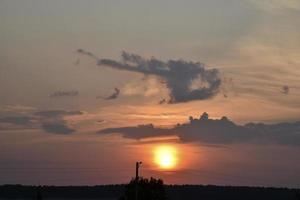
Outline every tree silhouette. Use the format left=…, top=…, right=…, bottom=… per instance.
left=119, top=177, right=167, bottom=200
left=295, top=192, right=300, bottom=200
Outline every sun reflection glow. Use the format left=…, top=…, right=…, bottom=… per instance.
left=153, top=145, right=178, bottom=169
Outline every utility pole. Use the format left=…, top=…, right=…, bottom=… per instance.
left=135, top=161, right=142, bottom=200
left=135, top=161, right=142, bottom=181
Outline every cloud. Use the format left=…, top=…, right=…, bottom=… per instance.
left=281, top=85, right=289, bottom=94
left=121, top=77, right=163, bottom=97
left=41, top=122, right=75, bottom=134
left=0, top=110, right=83, bottom=134
left=99, top=124, right=173, bottom=140
left=35, top=110, right=82, bottom=134
left=34, top=110, right=83, bottom=118
left=78, top=49, right=221, bottom=103
left=99, top=112, right=300, bottom=146
left=49, top=90, right=79, bottom=98
left=0, top=116, right=32, bottom=125
left=96, top=88, right=120, bottom=100
left=0, top=105, right=36, bottom=113
left=104, top=88, right=120, bottom=100
left=251, top=0, right=300, bottom=12
left=77, top=49, right=98, bottom=60
left=158, top=98, right=167, bottom=105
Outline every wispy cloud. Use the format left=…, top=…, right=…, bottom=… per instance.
left=121, top=77, right=164, bottom=97
left=78, top=49, right=221, bottom=103
left=49, top=90, right=79, bottom=98
left=34, top=110, right=83, bottom=118
left=0, top=116, right=32, bottom=125
left=0, top=105, right=36, bottom=113
left=41, top=122, right=75, bottom=134
left=250, top=0, right=300, bottom=13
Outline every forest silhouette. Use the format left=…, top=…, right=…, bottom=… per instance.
left=1, top=181, right=300, bottom=200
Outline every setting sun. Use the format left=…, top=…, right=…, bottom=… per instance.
left=153, top=145, right=178, bottom=169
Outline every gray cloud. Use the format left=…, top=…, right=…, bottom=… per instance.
left=99, top=112, right=300, bottom=146
left=49, top=90, right=79, bottom=98
left=78, top=49, right=221, bottom=103
left=0, top=110, right=83, bottom=134
left=36, top=110, right=82, bottom=134
left=41, top=122, right=75, bottom=134
left=0, top=116, right=32, bottom=125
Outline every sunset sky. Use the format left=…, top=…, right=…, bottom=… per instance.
left=0, top=0, right=300, bottom=187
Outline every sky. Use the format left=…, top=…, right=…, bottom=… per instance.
left=0, top=0, right=300, bottom=187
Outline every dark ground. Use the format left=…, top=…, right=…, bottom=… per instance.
left=0, top=184, right=299, bottom=200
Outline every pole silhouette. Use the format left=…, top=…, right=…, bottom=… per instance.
left=135, top=161, right=142, bottom=200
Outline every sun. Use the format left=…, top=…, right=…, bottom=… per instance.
left=153, top=145, right=178, bottom=169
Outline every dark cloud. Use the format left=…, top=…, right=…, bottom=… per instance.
left=78, top=49, right=221, bottom=103
left=49, top=90, right=79, bottom=98
left=97, top=120, right=106, bottom=124
left=77, top=49, right=98, bottom=60
left=41, top=122, right=75, bottom=134
left=0, top=116, right=32, bottom=125
left=99, top=112, right=300, bottom=146
left=105, top=88, right=120, bottom=100
left=158, top=98, right=166, bottom=105
left=244, top=121, right=300, bottom=146
left=96, top=88, right=120, bottom=100
left=0, top=110, right=83, bottom=134
left=99, top=124, right=173, bottom=140
left=35, top=110, right=82, bottom=134
left=281, top=85, right=289, bottom=94
left=34, top=110, right=83, bottom=118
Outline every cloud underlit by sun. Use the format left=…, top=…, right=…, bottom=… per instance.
left=153, top=145, right=178, bottom=169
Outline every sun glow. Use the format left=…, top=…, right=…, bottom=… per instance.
left=153, top=145, right=178, bottom=169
